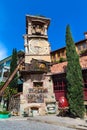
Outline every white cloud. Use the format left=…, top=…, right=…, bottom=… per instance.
left=0, top=43, right=8, bottom=61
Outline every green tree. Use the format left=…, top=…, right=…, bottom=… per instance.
left=9, top=48, right=18, bottom=89
left=65, top=25, right=85, bottom=118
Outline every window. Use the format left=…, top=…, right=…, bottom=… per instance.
left=54, top=80, right=66, bottom=91
left=58, top=52, right=60, bottom=57
left=84, top=80, right=87, bottom=88
left=3, top=71, right=9, bottom=77
left=82, top=43, right=87, bottom=49
left=77, top=45, right=81, bottom=50
left=52, top=55, right=56, bottom=62
left=33, top=82, right=43, bottom=87
left=61, top=50, right=64, bottom=56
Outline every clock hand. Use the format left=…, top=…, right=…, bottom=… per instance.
left=35, top=46, right=41, bottom=48
left=34, top=46, right=41, bottom=53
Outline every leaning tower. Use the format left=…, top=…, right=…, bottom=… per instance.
left=20, top=15, right=56, bottom=116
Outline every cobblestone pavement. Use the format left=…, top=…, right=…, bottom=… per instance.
left=0, top=115, right=87, bottom=130
left=27, top=115, right=87, bottom=130
left=0, top=116, right=74, bottom=130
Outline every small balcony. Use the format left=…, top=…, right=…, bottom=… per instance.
left=21, top=59, right=51, bottom=74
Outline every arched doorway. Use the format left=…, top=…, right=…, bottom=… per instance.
left=31, top=107, right=39, bottom=116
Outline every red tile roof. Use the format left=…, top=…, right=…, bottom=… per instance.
left=51, top=56, right=87, bottom=74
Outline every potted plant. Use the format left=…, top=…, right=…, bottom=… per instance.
left=0, top=111, right=11, bottom=118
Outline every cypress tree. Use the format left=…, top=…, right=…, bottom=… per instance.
left=66, top=25, right=85, bottom=118
left=9, top=48, right=18, bottom=88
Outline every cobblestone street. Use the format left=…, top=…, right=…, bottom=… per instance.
left=0, top=116, right=75, bottom=130
left=0, top=115, right=87, bottom=130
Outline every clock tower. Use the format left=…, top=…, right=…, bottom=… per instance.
left=24, top=15, right=51, bottom=63
left=20, top=15, right=56, bottom=116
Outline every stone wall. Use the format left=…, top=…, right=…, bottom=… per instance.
left=9, top=96, right=20, bottom=115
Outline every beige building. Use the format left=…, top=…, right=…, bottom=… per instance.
left=51, top=32, right=87, bottom=63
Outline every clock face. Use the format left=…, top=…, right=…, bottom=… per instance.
left=29, top=39, right=50, bottom=55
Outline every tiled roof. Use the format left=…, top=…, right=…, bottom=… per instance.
left=51, top=56, right=87, bottom=74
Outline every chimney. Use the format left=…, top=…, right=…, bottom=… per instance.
left=84, top=32, right=87, bottom=39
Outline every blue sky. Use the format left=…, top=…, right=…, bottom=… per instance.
left=0, top=0, right=87, bottom=60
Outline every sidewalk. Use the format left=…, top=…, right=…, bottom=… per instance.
left=27, top=115, right=87, bottom=130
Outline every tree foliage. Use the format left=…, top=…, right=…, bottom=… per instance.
left=65, top=25, right=85, bottom=118
left=9, top=48, right=18, bottom=89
